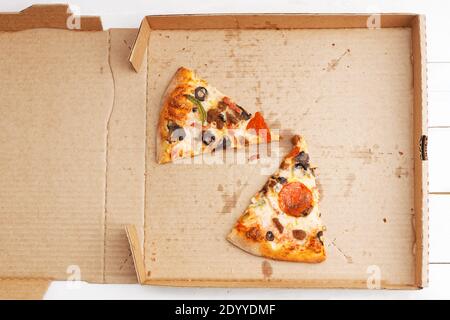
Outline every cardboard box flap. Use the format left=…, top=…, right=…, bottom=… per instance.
left=0, top=4, right=102, bottom=32
left=129, top=13, right=417, bottom=72
left=0, top=3, right=146, bottom=285
left=125, top=225, right=147, bottom=284
left=129, top=13, right=428, bottom=289
left=103, top=29, right=147, bottom=284
left=0, top=28, right=113, bottom=283
left=0, top=278, right=50, bottom=300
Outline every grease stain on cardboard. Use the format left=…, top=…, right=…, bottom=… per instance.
left=261, top=260, right=273, bottom=279
left=395, top=166, right=409, bottom=178
left=326, top=49, right=351, bottom=72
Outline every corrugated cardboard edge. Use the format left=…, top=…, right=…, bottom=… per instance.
left=411, top=15, right=429, bottom=288
left=0, top=4, right=102, bottom=31
left=128, top=13, right=418, bottom=72
left=0, top=278, right=51, bottom=300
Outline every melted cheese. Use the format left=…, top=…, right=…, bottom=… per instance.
left=246, top=158, right=324, bottom=247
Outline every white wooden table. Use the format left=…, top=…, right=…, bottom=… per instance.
left=3, top=0, right=449, bottom=299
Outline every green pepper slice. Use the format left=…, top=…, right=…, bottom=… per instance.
left=185, top=95, right=206, bottom=125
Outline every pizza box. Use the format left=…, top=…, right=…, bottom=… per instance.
left=0, top=4, right=428, bottom=298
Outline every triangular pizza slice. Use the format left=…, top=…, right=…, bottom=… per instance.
left=227, top=135, right=326, bottom=263
left=157, top=67, right=278, bottom=164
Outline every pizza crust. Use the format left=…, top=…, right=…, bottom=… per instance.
left=227, top=229, right=326, bottom=263
left=227, top=228, right=262, bottom=257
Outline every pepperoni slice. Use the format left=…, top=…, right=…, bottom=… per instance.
left=278, top=182, right=313, bottom=217
left=246, top=112, right=271, bottom=143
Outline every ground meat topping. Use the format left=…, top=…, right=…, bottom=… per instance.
left=272, top=218, right=284, bottom=234
left=292, top=229, right=307, bottom=240
left=246, top=227, right=262, bottom=241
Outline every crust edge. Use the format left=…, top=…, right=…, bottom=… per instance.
left=156, top=67, right=194, bottom=164
left=227, top=229, right=262, bottom=257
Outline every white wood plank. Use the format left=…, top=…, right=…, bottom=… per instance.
left=429, top=194, right=450, bottom=263
left=428, top=128, right=450, bottom=192
left=425, top=8, right=450, bottom=62
left=428, top=91, right=450, bottom=127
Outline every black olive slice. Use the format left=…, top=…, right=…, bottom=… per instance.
left=167, top=121, right=181, bottom=133
left=167, top=121, right=186, bottom=142
left=237, top=105, right=252, bottom=120
left=317, top=231, right=324, bottom=245
left=265, top=231, right=274, bottom=241
left=294, top=151, right=310, bottom=170
left=170, top=127, right=186, bottom=142
left=276, top=176, right=288, bottom=185
left=194, top=86, right=208, bottom=101
left=202, top=130, right=216, bottom=145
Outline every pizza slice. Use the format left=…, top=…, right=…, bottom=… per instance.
left=227, top=135, right=326, bottom=263
left=157, top=67, right=278, bottom=164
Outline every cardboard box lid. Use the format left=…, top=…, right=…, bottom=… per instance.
left=126, top=13, right=428, bottom=289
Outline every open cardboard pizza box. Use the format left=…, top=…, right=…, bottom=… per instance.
left=0, top=4, right=428, bottom=298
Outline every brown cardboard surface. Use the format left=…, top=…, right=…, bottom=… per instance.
left=140, top=26, right=422, bottom=288
left=0, top=24, right=145, bottom=285
left=0, top=28, right=113, bottom=282
left=0, top=278, right=50, bottom=300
